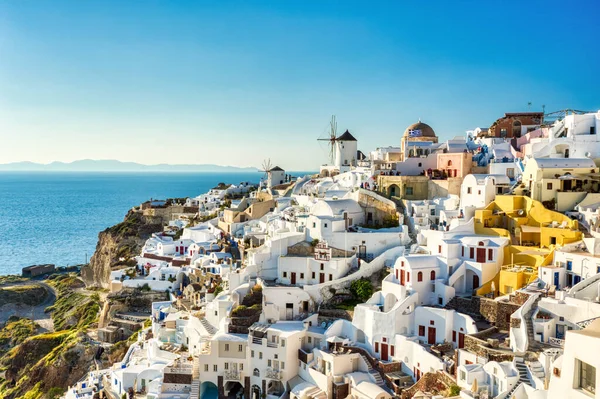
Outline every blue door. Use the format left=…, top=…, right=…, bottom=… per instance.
left=554, top=272, right=560, bottom=288
left=574, top=275, right=581, bottom=285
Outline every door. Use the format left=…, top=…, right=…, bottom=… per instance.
left=428, top=327, right=436, bottom=345
left=476, top=248, right=486, bottom=263
left=381, top=343, right=388, bottom=361
left=458, top=332, right=465, bottom=349
left=400, top=270, right=405, bottom=285
left=567, top=273, right=573, bottom=286
left=291, top=272, right=296, bottom=285
left=574, top=275, right=581, bottom=285
left=554, top=272, right=560, bottom=288
left=320, top=273, right=325, bottom=283
left=285, top=303, right=293, bottom=320
left=472, top=274, right=480, bottom=290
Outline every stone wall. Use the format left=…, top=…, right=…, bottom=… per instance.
left=446, top=296, right=519, bottom=331
left=400, top=371, right=451, bottom=399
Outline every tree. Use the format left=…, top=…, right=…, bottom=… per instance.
left=350, top=279, right=373, bottom=302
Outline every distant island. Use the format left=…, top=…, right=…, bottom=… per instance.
left=0, top=159, right=258, bottom=173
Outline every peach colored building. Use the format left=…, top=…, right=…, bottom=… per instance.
left=436, top=152, right=473, bottom=178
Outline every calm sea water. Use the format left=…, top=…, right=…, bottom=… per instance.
left=0, top=172, right=310, bottom=276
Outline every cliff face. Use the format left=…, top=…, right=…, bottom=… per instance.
left=81, top=210, right=163, bottom=288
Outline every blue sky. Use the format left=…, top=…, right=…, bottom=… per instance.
left=1, top=0, right=599, bottom=170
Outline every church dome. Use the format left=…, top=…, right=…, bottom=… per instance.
left=403, top=121, right=436, bottom=139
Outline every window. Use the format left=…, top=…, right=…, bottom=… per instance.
left=375, top=342, right=379, bottom=353
left=238, top=344, right=243, bottom=352
left=283, top=272, right=287, bottom=278
left=460, top=370, right=466, bottom=381
left=312, top=272, right=316, bottom=279
left=418, top=325, right=425, bottom=336
left=225, top=363, right=229, bottom=370
left=281, top=339, right=285, bottom=347
left=274, top=354, right=278, bottom=359
left=253, top=368, right=260, bottom=377
left=430, top=270, right=436, bottom=280
left=431, top=208, right=435, bottom=216
left=567, top=261, right=573, bottom=271
left=240, top=364, right=243, bottom=371
left=418, top=163, right=422, bottom=167
left=417, top=271, right=423, bottom=282
left=467, top=187, right=472, bottom=194
left=488, top=249, right=493, bottom=261
left=448, top=160, right=453, bottom=167
left=430, top=320, right=435, bottom=325
left=329, top=274, right=333, bottom=281
left=268, top=359, right=272, bottom=367
left=259, top=352, right=263, bottom=359
left=406, top=187, right=414, bottom=195
left=204, top=364, right=209, bottom=372
left=225, top=344, right=229, bottom=351
left=401, top=261, right=405, bottom=267
left=312, top=222, right=316, bottom=228
left=470, top=248, right=474, bottom=259
left=547, top=182, right=553, bottom=190
left=500, top=128, right=507, bottom=138
left=214, top=365, right=218, bottom=372
left=324, top=223, right=328, bottom=228
left=478, top=190, right=481, bottom=195
left=300, top=273, right=304, bottom=279
left=390, top=346, right=395, bottom=356
left=438, top=245, right=442, bottom=254
left=591, top=126, right=596, bottom=135
left=462, top=247, right=464, bottom=257
left=281, top=362, right=285, bottom=370
left=320, top=263, right=324, bottom=271
left=251, top=350, right=254, bottom=358
left=452, top=331, right=456, bottom=342
left=577, top=359, right=596, bottom=394
left=407, top=273, right=410, bottom=282
left=308, top=337, right=312, bottom=343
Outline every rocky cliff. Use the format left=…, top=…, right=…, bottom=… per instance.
left=81, top=210, right=163, bottom=288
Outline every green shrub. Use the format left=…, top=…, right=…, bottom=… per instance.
left=448, top=384, right=461, bottom=396
left=350, top=279, right=373, bottom=302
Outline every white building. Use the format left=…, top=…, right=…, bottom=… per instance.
left=460, top=174, right=511, bottom=213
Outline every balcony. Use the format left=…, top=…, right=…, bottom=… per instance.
left=265, top=368, right=282, bottom=380
left=223, top=370, right=241, bottom=381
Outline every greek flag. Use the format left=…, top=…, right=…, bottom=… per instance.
left=408, top=129, right=422, bottom=138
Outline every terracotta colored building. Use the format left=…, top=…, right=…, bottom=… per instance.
left=487, top=112, right=544, bottom=139
left=436, top=152, right=473, bottom=178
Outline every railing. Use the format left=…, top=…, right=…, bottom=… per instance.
left=549, top=337, right=565, bottom=347
left=577, top=316, right=600, bottom=329
left=265, top=368, right=281, bottom=380
left=267, top=341, right=278, bottom=348
left=252, top=337, right=262, bottom=345
left=223, top=370, right=241, bottom=380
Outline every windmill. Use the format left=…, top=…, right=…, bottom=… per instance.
left=317, top=115, right=338, bottom=164
left=259, top=158, right=273, bottom=187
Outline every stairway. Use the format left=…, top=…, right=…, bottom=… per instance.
left=524, top=295, right=542, bottom=351
left=190, top=356, right=201, bottom=399
left=502, top=382, right=522, bottom=399
left=360, top=354, right=385, bottom=387
left=515, top=358, right=530, bottom=385
left=200, top=317, right=218, bottom=335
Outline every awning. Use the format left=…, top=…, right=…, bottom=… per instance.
left=519, top=225, right=541, bottom=233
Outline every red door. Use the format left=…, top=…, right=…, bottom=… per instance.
left=458, top=333, right=465, bottom=349
left=381, top=343, right=388, bottom=361
left=473, top=275, right=480, bottom=289
left=320, top=273, right=325, bottom=283
left=428, top=327, right=436, bottom=345
left=476, top=248, right=486, bottom=262
left=400, top=270, right=405, bottom=285
left=291, top=272, right=296, bottom=285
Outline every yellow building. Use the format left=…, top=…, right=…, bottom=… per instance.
left=473, top=195, right=582, bottom=295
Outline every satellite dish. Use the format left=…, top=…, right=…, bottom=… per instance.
left=517, top=209, right=525, bottom=216
left=585, top=152, right=592, bottom=158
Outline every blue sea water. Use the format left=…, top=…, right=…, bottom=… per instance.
left=0, top=172, right=309, bottom=276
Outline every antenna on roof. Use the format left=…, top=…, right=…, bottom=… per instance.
left=528, top=102, right=532, bottom=111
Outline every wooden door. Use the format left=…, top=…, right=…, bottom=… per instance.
left=291, top=272, right=296, bottom=285
left=473, top=274, right=480, bottom=289
left=381, top=343, right=388, bottom=361
left=400, top=270, right=405, bottom=285
left=428, top=327, right=436, bottom=345
left=320, top=273, right=325, bottom=283
left=476, top=248, right=486, bottom=262
left=458, top=332, right=465, bottom=349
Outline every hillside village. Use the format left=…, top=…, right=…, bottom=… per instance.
left=61, top=110, right=600, bottom=399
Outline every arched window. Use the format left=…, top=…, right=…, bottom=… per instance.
left=253, top=368, right=260, bottom=377
left=479, top=241, right=484, bottom=246
left=447, top=160, right=452, bottom=167
left=417, top=271, right=423, bottom=282
left=430, top=270, right=436, bottom=280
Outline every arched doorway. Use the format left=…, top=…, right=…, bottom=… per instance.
left=224, top=381, right=243, bottom=398
left=251, top=385, right=261, bottom=399
left=200, top=381, right=218, bottom=399
left=388, top=184, right=400, bottom=198
left=473, top=274, right=480, bottom=290
left=267, top=380, right=284, bottom=396
left=512, top=120, right=522, bottom=138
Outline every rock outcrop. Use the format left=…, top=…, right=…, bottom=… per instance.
left=81, top=210, right=163, bottom=288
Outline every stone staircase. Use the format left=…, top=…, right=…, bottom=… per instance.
left=200, top=317, right=218, bottom=336
left=190, top=357, right=200, bottom=399
left=515, top=358, right=531, bottom=385
left=524, top=295, right=542, bottom=351
left=360, top=354, right=385, bottom=387
left=502, top=382, right=522, bottom=399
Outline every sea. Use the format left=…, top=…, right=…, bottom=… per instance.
left=0, top=171, right=311, bottom=276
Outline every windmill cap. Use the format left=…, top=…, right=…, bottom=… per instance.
left=337, top=130, right=357, bottom=141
